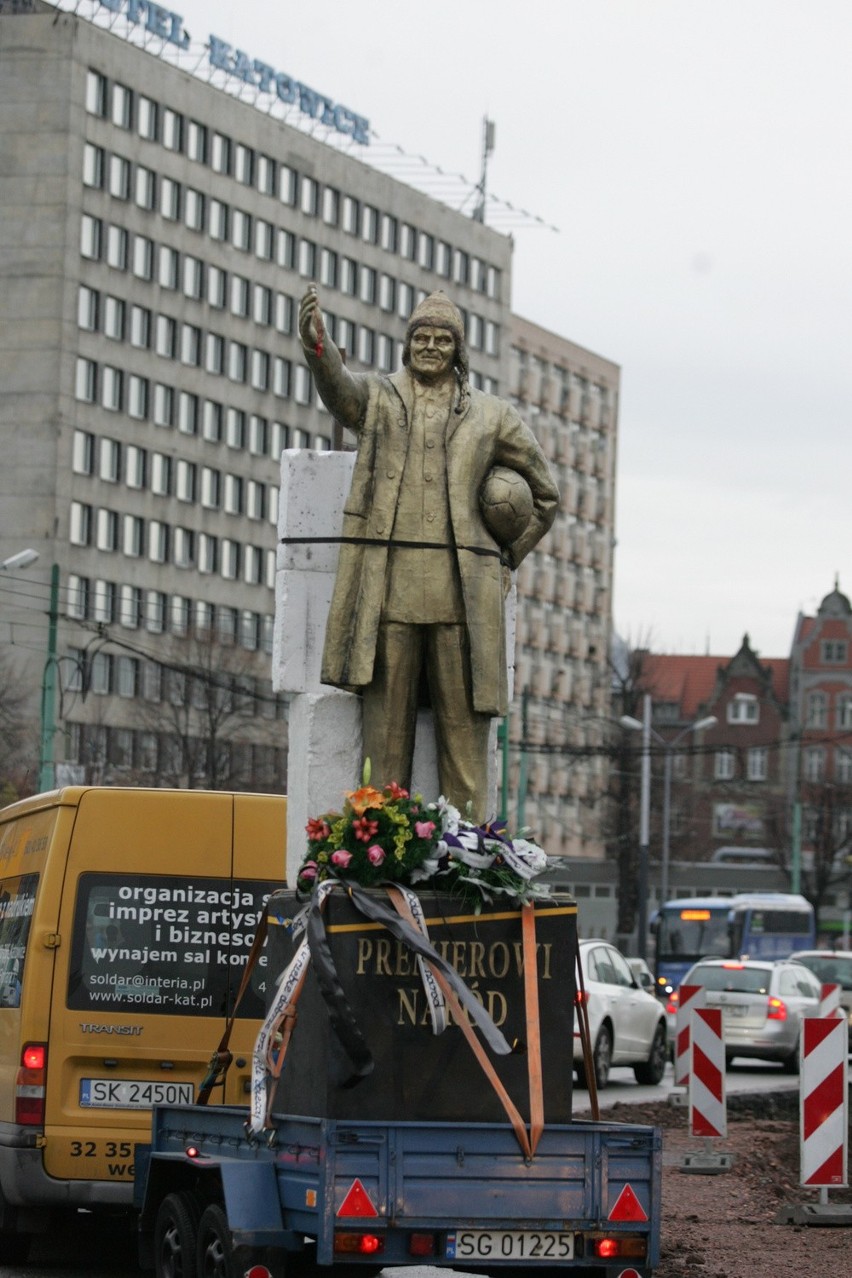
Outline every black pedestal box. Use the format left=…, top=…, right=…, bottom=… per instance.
left=264, top=888, right=577, bottom=1123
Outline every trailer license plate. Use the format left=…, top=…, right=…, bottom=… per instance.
left=447, top=1230, right=574, bottom=1261
left=80, top=1079, right=195, bottom=1109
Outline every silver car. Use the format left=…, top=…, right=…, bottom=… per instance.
left=680, top=957, right=822, bottom=1071
left=793, top=950, right=852, bottom=1047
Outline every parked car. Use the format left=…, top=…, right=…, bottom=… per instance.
left=627, top=956, right=656, bottom=992
left=679, top=958, right=822, bottom=1071
left=792, top=949, right=852, bottom=1046
left=574, top=940, right=668, bottom=1089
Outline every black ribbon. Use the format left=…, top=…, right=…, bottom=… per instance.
left=305, top=885, right=514, bottom=1087
left=280, top=534, right=508, bottom=565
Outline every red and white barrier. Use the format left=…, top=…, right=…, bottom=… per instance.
left=689, top=1007, right=726, bottom=1138
left=819, top=982, right=842, bottom=1019
left=800, top=1017, right=848, bottom=1187
left=674, top=983, right=706, bottom=1088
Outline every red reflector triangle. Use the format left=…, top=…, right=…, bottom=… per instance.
left=337, top=1178, right=379, bottom=1218
left=608, top=1183, right=648, bottom=1222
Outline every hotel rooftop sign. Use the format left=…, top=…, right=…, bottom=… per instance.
left=82, top=0, right=370, bottom=144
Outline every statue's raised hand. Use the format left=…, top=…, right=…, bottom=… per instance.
left=299, top=285, right=324, bottom=351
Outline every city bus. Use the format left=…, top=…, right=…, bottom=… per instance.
left=651, top=891, right=816, bottom=996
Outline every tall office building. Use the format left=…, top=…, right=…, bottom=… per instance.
left=0, top=2, right=509, bottom=794
left=506, top=317, right=620, bottom=858
left=1, top=4, right=618, bottom=855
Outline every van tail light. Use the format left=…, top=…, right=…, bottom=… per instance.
left=16, top=1043, right=47, bottom=1125
left=767, top=997, right=787, bottom=1021
left=574, top=990, right=590, bottom=1007
left=666, top=991, right=679, bottom=1017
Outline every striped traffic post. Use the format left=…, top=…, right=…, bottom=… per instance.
left=819, top=982, right=842, bottom=1019
left=689, top=1008, right=726, bottom=1138
left=674, top=983, right=706, bottom=1088
left=800, top=1017, right=848, bottom=1191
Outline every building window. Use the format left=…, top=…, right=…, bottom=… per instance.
left=85, top=69, right=107, bottom=117
left=274, top=293, right=293, bottom=334
left=807, top=691, right=828, bottom=729
left=151, top=453, right=171, bottom=496
left=72, top=430, right=94, bottom=475
left=187, top=119, right=207, bottom=163
left=99, top=436, right=121, bottom=482
left=224, top=473, right=243, bottom=513
left=202, top=400, right=222, bottom=442
left=836, top=747, right=852, bottom=784
left=319, top=247, right=338, bottom=289
left=127, top=374, right=149, bottom=420
left=435, top=240, right=451, bottom=276
left=298, top=239, right=316, bottom=278
left=276, top=228, right=295, bottom=270
left=75, top=357, right=96, bottom=403
left=96, top=508, right=119, bottom=552
left=132, top=234, right=154, bottom=280
left=125, top=444, right=146, bottom=488
left=230, top=274, right=250, bottom=317
left=148, top=522, right=168, bottom=564
left=804, top=746, right=826, bottom=783
left=137, top=94, right=157, bottom=139
left=160, top=176, right=180, bottom=220
left=80, top=214, right=101, bottom=260
left=294, top=365, right=312, bottom=405
left=300, top=175, right=318, bottom=215
left=78, top=284, right=98, bottom=331
left=254, top=218, right=274, bottom=260
left=714, top=750, right=735, bottom=780
left=399, top=224, right=416, bottom=259
left=822, top=640, right=848, bottom=664
left=836, top=694, right=852, bottom=730
left=135, top=165, right=156, bottom=209
left=211, top=131, right=230, bottom=174
left=228, top=342, right=247, bottom=383
left=205, top=333, right=225, bottom=375
left=155, top=314, right=177, bottom=358
left=158, top=245, right=179, bottom=289
left=122, top=515, right=144, bottom=558
left=92, top=580, right=115, bottom=623
left=83, top=142, right=104, bottom=188
left=226, top=408, right=245, bottom=451
left=209, top=199, right=228, bottom=240
left=176, top=459, right=196, bottom=502
left=183, top=255, right=204, bottom=300
left=162, top=108, right=182, bottom=152
left=273, top=357, right=291, bottom=398
left=251, top=350, right=269, bottom=391
left=221, top=540, right=240, bottom=580
left=253, top=284, right=273, bottom=326
left=178, top=390, right=199, bottom=434
left=108, top=154, right=131, bottom=200
left=198, top=532, right=218, bottom=574
left=256, top=153, right=275, bottom=195
left=746, top=746, right=768, bottom=781
left=180, top=325, right=202, bottom=367
left=246, top=480, right=265, bottom=520
left=66, top=575, right=89, bottom=620
left=184, top=188, right=205, bottom=231
left=153, top=384, right=174, bottom=428
left=231, top=208, right=251, bottom=251
left=173, top=527, right=195, bottom=569
left=201, top=467, right=220, bottom=508
left=322, top=186, right=339, bottom=225
left=207, top=265, right=226, bottom=309
left=342, top=195, right=358, bottom=234
left=106, top=225, right=129, bottom=270
left=727, top=693, right=759, bottom=725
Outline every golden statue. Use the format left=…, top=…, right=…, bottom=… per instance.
left=299, top=286, right=558, bottom=818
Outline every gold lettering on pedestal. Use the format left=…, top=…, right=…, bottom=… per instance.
left=396, top=985, right=509, bottom=1028
left=355, top=937, right=554, bottom=980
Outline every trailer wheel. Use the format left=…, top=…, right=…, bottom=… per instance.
left=155, top=1191, right=201, bottom=1278
left=196, top=1205, right=233, bottom=1278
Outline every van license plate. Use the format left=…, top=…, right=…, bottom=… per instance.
left=447, top=1231, right=574, bottom=1261
left=80, top=1079, right=195, bottom=1109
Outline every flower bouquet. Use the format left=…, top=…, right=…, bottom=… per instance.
left=297, top=778, right=551, bottom=907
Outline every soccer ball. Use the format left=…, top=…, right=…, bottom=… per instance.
left=479, top=466, right=534, bottom=546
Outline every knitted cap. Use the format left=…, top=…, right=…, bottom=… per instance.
left=406, top=291, right=465, bottom=343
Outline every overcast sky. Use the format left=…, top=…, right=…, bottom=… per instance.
left=100, top=0, right=852, bottom=659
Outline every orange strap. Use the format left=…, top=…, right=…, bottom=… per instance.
left=521, top=902, right=545, bottom=1156
left=386, top=886, right=542, bottom=1161
left=262, top=968, right=308, bottom=1127
left=197, top=909, right=270, bottom=1105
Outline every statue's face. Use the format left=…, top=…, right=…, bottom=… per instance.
left=408, top=326, right=456, bottom=382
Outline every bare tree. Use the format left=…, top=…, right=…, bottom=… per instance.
left=127, top=628, right=285, bottom=791
left=0, top=652, right=38, bottom=803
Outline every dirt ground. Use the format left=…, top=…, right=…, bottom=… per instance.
left=575, top=1090, right=852, bottom=1277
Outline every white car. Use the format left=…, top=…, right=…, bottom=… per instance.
left=574, top=940, right=669, bottom=1089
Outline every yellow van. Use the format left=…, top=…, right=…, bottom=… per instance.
left=0, top=786, right=286, bottom=1262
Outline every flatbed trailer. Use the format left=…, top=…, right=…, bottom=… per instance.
left=136, top=1102, right=662, bottom=1278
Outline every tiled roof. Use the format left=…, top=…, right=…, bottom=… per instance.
left=643, top=652, right=789, bottom=717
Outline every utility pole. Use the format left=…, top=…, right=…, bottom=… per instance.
left=39, top=563, right=59, bottom=792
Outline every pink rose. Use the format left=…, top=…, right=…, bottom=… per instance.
left=299, top=860, right=318, bottom=881
left=414, top=820, right=436, bottom=839
left=367, top=844, right=386, bottom=866
left=331, top=849, right=353, bottom=869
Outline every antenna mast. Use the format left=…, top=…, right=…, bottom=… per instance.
left=473, top=117, right=496, bottom=223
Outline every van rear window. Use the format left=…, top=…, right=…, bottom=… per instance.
left=0, top=873, right=38, bottom=1009
left=66, top=874, right=275, bottom=1018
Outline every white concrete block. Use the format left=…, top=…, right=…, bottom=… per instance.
left=277, top=449, right=355, bottom=573
left=285, top=690, right=362, bottom=886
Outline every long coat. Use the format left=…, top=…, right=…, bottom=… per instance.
left=305, top=351, right=559, bottom=717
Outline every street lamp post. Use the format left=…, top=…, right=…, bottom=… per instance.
left=620, top=701, right=717, bottom=954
